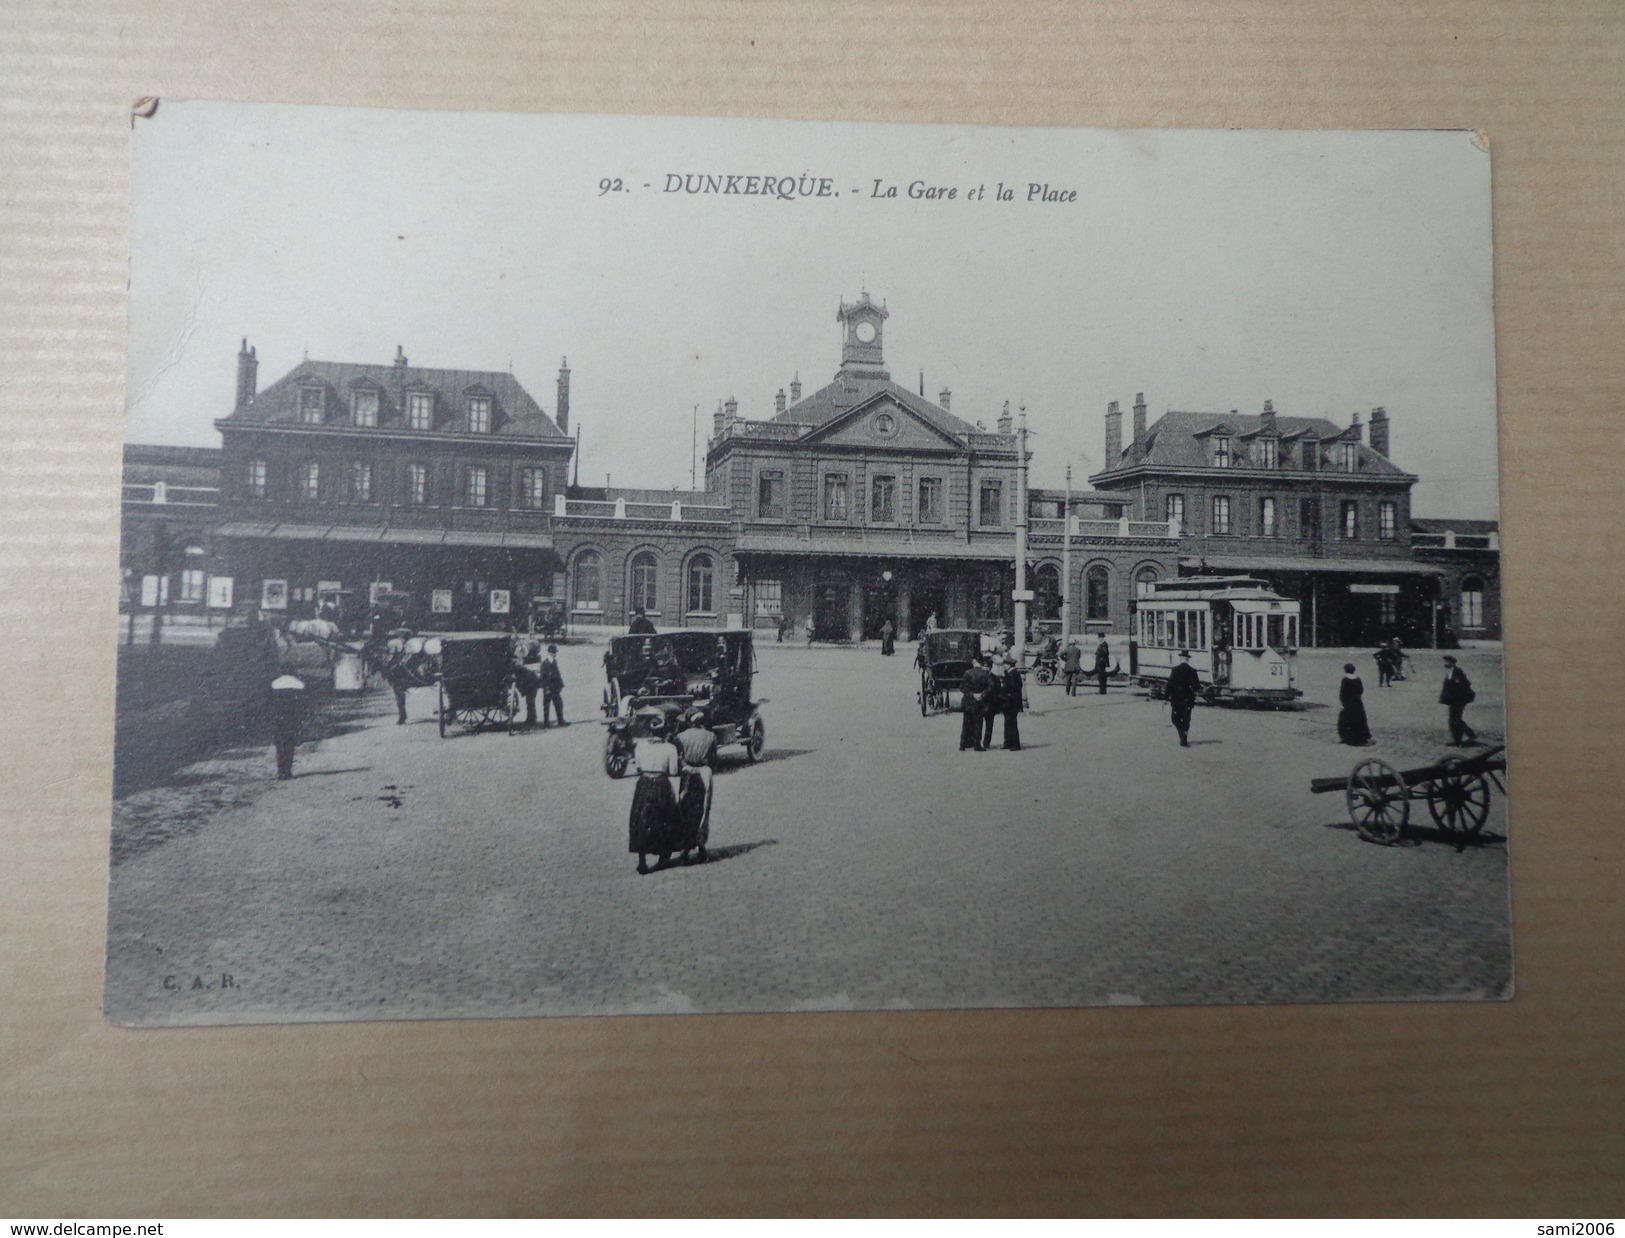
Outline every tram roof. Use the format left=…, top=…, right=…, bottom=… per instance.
left=1144, top=576, right=1286, bottom=602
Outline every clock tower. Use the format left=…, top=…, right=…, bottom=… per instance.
left=836, top=292, right=890, bottom=382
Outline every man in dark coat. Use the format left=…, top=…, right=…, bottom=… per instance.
left=959, top=655, right=996, bottom=752
left=512, top=639, right=542, bottom=726
left=628, top=607, right=656, bottom=635
left=998, top=655, right=1024, bottom=751
left=1092, top=636, right=1112, bottom=695
left=269, top=674, right=306, bottom=779
left=539, top=643, right=567, bottom=726
left=1167, top=649, right=1202, bottom=747
left=1061, top=639, right=1083, bottom=696
left=1439, top=654, right=1478, bottom=745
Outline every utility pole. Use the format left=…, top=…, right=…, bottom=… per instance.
left=1013, top=405, right=1030, bottom=665
left=691, top=404, right=697, bottom=489
left=1061, top=462, right=1073, bottom=641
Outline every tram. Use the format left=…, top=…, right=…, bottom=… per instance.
left=1130, top=576, right=1302, bottom=704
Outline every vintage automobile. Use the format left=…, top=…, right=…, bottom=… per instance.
left=600, top=629, right=765, bottom=777
left=915, top=628, right=983, bottom=715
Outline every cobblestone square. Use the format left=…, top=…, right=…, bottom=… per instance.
left=105, top=641, right=1510, bottom=1025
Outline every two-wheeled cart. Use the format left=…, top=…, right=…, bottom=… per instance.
left=1311, top=744, right=1507, bottom=848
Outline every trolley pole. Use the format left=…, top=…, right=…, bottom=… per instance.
left=1013, top=406, right=1031, bottom=666
left=1061, top=462, right=1073, bottom=640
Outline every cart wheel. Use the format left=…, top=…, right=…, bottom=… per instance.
left=438, top=683, right=449, bottom=738
left=1347, top=757, right=1409, bottom=844
left=745, top=714, right=766, bottom=763
left=603, top=732, right=630, bottom=779
left=1426, top=758, right=1492, bottom=838
left=919, top=673, right=931, bottom=716
left=1035, top=666, right=1055, bottom=686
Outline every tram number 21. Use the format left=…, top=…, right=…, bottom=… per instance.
left=1270, top=664, right=1284, bottom=676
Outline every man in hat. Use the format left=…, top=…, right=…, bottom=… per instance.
left=1439, top=654, right=1478, bottom=746
left=629, top=606, right=656, bottom=635
left=269, top=673, right=307, bottom=779
left=1167, top=649, right=1202, bottom=747
left=539, top=642, right=567, bottom=727
left=959, top=653, right=997, bottom=752
left=998, top=654, right=1025, bottom=751
left=1092, top=634, right=1113, bottom=695
left=1061, top=638, right=1084, bottom=696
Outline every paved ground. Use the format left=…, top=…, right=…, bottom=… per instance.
left=104, top=642, right=1511, bottom=1025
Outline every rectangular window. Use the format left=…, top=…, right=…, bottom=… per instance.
left=1341, top=442, right=1358, bottom=472
left=352, top=388, right=378, bottom=427
left=758, top=470, right=785, bottom=519
left=1259, top=439, right=1278, bottom=468
left=917, top=476, right=943, bottom=523
left=467, top=396, right=491, bottom=434
left=1302, top=440, right=1319, bottom=472
left=349, top=461, right=372, bottom=503
left=1260, top=497, right=1277, bottom=537
left=823, top=473, right=848, bottom=521
left=207, top=576, right=234, bottom=609
left=519, top=467, right=547, bottom=509
left=300, top=461, right=321, bottom=501
left=1213, top=437, right=1231, bottom=467
left=871, top=474, right=896, bottom=523
left=298, top=386, right=325, bottom=424
left=1379, top=500, right=1396, bottom=540
left=464, top=466, right=488, bottom=507
left=406, top=463, right=428, bottom=506
left=754, top=580, right=783, bottom=618
left=1341, top=500, right=1359, bottom=539
left=179, top=569, right=206, bottom=604
left=1300, top=498, right=1321, bottom=540
left=407, top=391, right=434, bottom=430
left=1165, top=493, right=1185, bottom=526
left=245, top=459, right=267, bottom=499
left=979, top=479, right=1003, bottom=526
left=1212, top=495, right=1231, bottom=535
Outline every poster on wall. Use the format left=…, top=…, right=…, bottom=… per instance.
left=108, top=102, right=1508, bottom=1027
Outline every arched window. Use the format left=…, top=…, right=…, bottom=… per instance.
left=573, top=550, right=601, bottom=610
left=1085, top=564, right=1111, bottom=621
left=630, top=551, right=659, bottom=613
left=1033, top=563, right=1061, bottom=621
left=1461, top=576, right=1485, bottom=629
left=1134, top=565, right=1160, bottom=599
left=687, top=554, right=715, bottom=614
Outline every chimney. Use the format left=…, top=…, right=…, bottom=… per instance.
left=725, top=396, right=738, bottom=425
left=555, top=357, right=571, bottom=434
left=1349, top=410, right=1364, bottom=441
left=790, top=374, right=802, bottom=403
left=1368, top=406, right=1390, bottom=457
left=1261, top=398, right=1275, bottom=427
left=1104, top=400, right=1122, bottom=464
left=1132, top=392, right=1147, bottom=452
left=712, top=401, right=726, bottom=437
left=939, top=387, right=952, bottom=411
left=235, top=338, right=257, bottom=408
left=393, top=345, right=408, bottom=369
left=997, top=401, right=1013, bottom=434
left=775, top=388, right=787, bottom=416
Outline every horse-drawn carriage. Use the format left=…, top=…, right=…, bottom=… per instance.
left=915, top=628, right=982, bottom=715
left=600, top=630, right=765, bottom=777
left=436, top=633, right=521, bottom=737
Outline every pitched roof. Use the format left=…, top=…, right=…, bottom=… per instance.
left=1410, top=516, right=1500, bottom=535
left=1107, top=410, right=1410, bottom=477
left=222, top=359, right=568, bottom=439
left=776, top=375, right=983, bottom=441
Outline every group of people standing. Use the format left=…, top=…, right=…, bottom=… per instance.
left=627, top=708, right=718, bottom=874
left=957, top=653, right=1026, bottom=752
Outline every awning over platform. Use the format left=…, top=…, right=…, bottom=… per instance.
left=1180, top=554, right=1443, bottom=577
left=215, top=521, right=554, bottom=551
left=735, top=533, right=1011, bottom=561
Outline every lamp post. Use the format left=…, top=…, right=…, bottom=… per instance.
left=1013, top=406, right=1030, bottom=665
left=1061, top=462, right=1073, bottom=640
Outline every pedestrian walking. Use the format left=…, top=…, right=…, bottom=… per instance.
left=628, top=607, right=656, bottom=635
left=539, top=643, right=567, bottom=726
left=1092, top=635, right=1112, bottom=695
left=880, top=619, right=896, bottom=656
left=776, top=614, right=788, bottom=643
left=269, top=673, right=306, bottom=779
left=804, top=616, right=816, bottom=644
left=925, top=612, right=939, bottom=632
left=629, top=712, right=682, bottom=874
left=1167, top=649, right=1201, bottom=747
left=999, top=655, right=1024, bottom=751
left=959, top=655, right=996, bottom=752
left=1439, top=654, right=1479, bottom=746
left=1337, top=662, right=1372, bottom=745
left=513, top=639, right=542, bottom=725
left=1374, top=638, right=1404, bottom=687
left=1061, top=638, right=1083, bottom=696
left=674, top=708, right=718, bottom=863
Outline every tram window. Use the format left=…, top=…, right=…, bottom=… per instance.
left=1288, top=615, right=1298, bottom=647
left=1198, top=611, right=1207, bottom=650
left=1176, top=612, right=1187, bottom=648
left=1268, top=614, right=1284, bottom=647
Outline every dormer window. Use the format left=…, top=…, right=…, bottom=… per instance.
left=467, top=395, right=492, bottom=434
left=1340, top=442, right=1358, bottom=472
left=1213, top=436, right=1231, bottom=467
left=298, top=383, right=326, bottom=425
left=406, top=390, right=434, bottom=431
left=352, top=387, right=379, bottom=427
left=1258, top=438, right=1278, bottom=469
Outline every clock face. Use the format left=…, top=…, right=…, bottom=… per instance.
left=854, top=320, right=877, bottom=344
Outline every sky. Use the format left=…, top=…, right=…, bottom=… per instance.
left=127, top=103, right=1500, bottom=518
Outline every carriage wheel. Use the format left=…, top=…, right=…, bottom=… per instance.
left=603, top=731, right=630, bottom=779
left=919, top=672, right=932, bottom=716
left=1035, top=665, right=1055, bottom=686
left=744, top=715, right=766, bottom=763
left=438, top=682, right=449, bottom=738
left=1426, top=758, right=1492, bottom=838
left=1347, top=757, right=1409, bottom=845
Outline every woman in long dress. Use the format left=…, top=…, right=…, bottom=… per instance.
left=1338, top=662, right=1372, bottom=746
left=674, top=708, right=718, bottom=864
left=628, top=712, right=682, bottom=874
